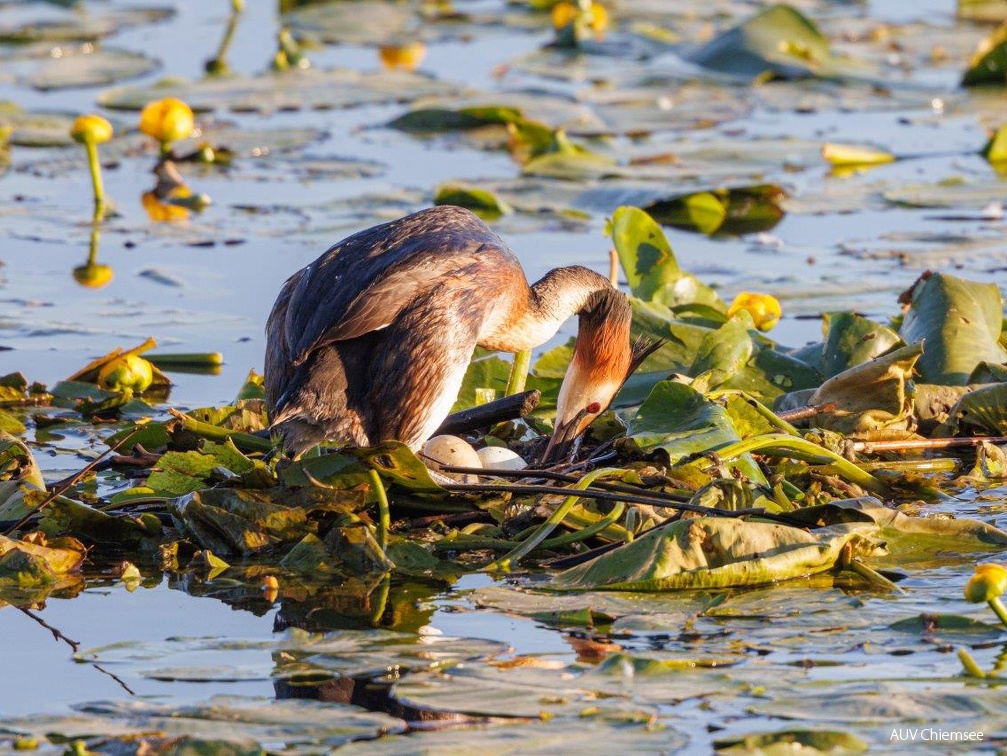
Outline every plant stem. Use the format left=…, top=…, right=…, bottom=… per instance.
left=988, top=597, right=1007, bottom=629
left=505, top=349, right=532, bottom=396
left=369, top=468, right=390, bottom=552
left=85, top=141, right=105, bottom=220
left=166, top=409, right=273, bottom=452
left=957, top=648, right=987, bottom=678
left=483, top=467, right=616, bottom=572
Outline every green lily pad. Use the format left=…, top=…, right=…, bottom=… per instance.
left=684, top=5, right=871, bottom=81
left=820, top=312, right=904, bottom=379
left=434, top=183, right=513, bottom=219
left=898, top=272, right=1007, bottom=385
left=609, top=205, right=721, bottom=309
left=549, top=518, right=878, bottom=591
left=99, top=69, right=461, bottom=114
left=27, top=48, right=159, bottom=91
left=2, top=696, right=404, bottom=751
left=0, top=6, right=173, bottom=43
left=963, top=22, right=1007, bottom=86
left=624, top=380, right=765, bottom=482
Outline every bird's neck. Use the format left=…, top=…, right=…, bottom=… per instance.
left=479, top=266, right=616, bottom=352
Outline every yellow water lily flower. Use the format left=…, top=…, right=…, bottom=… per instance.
left=727, top=292, right=782, bottom=332
left=964, top=563, right=1007, bottom=603
left=379, top=42, right=427, bottom=71
left=551, top=1, right=609, bottom=35
left=70, top=114, right=113, bottom=145
left=139, top=97, right=195, bottom=148
left=97, top=354, right=154, bottom=393
left=70, top=114, right=114, bottom=220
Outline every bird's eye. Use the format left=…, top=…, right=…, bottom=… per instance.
left=586, top=401, right=602, bottom=414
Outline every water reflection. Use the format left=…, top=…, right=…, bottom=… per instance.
left=142, top=160, right=212, bottom=222
left=72, top=223, right=114, bottom=288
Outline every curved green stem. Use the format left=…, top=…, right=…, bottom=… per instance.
left=715, top=434, right=886, bottom=494
left=709, top=390, right=801, bottom=436
left=988, top=597, right=1007, bottom=629
left=369, top=468, right=390, bottom=552
left=484, top=467, right=618, bottom=572
left=957, top=648, right=987, bottom=678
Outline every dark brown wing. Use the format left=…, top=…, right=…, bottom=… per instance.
left=282, top=206, right=518, bottom=368
left=264, top=268, right=302, bottom=412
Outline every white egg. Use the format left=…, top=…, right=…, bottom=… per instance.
left=421, top=435, right=482, bottom=471
left=477, top=446, right=527, bottom=470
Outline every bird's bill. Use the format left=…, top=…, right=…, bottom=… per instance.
left=541, top=405, right=595, bottom=463
left=541, top=357, right=619, bottom=463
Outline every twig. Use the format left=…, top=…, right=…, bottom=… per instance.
left=776, top=402, right=837, bottom=422
left=439, top=481, right=767, bottom=519
left=851, top=436, right=1007, bottom=454
left=440, top=464, right=690, bottom=504
left=3, top=431, right=137, bottom=536
left=18, top=607, right=79, bottom=651
left=435, top=390, right=541, bottom=437
left=17, top=608, right=136, bottom=695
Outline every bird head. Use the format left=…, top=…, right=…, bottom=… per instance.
left=542, top=289, right=656, bottom=463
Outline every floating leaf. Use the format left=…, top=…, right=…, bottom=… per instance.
left=821, top=142, right=895, bottom=167
left=39, top=497, right=161, bottom=550
left=644, top=184, right=786, bottom=235
left=99, top=69, right=460, bottom=114
left=963, top=22, right=1007, bottom=86
left=387, top=105, right=524, bottom=133
left=940, top=383, right=1007, bottom=436
left=27, top=48, right=159, bottom=91
left=0, top=532, right=85, bottom=585
left=3, top=696, right=403, bottom=751
left=549, top=518, right=878, bottom=591
left=0, top=7, right=174, bottom=43
left=714, top=729, right=869, bottom=753
left=684, top=5, right=869, bottom=80
left=434, top=183, right=513, bottom=219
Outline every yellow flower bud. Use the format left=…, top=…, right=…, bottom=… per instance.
left=70, top=114, right=113, bottom=145
left=139, top=97, right=195, bottom=145
left=551, top=1, right=608, bottom=33
left=727, top=292, right=782, bottom=332
left=97, top=354, right=154, bottom=393
left=379, top=42, right=427, bottom=72
left=551, top=2, right=578, bottom=29
left=964, top=563, right=1007, bottom=603
left=73, top=263, right=114, bottom=288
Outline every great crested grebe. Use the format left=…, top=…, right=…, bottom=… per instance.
left=265, top=205, right=651, bottom=461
